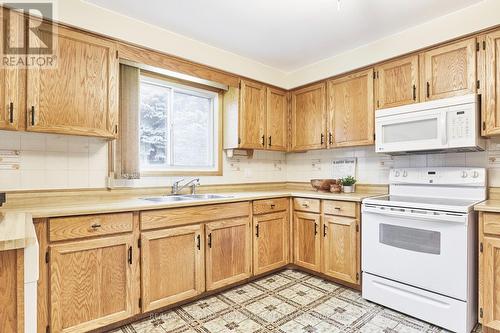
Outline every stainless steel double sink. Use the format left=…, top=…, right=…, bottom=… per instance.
left=140, top=194, right=232, bottom=203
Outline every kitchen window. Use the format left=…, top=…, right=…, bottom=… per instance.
left=139, top=74, right=221, bottom=175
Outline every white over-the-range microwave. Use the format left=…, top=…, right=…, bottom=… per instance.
left=375, top=94, right=485, bottom=155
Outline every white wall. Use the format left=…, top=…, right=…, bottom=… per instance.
left=52, top=0, right=500, bottom=89
left=3, top=130, right=500, bottom=191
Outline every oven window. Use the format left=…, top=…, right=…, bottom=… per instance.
left=382, top=118, right=438, bottom=143
left=379, top=224, right=441, bottom=255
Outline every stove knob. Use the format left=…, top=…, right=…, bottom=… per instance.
left=403, top=170, right=408, bottom=177
left=394, top=171, right=400, bottom=177
left=461, top=171, right=468, bottom=178
left=472, top=171, right=479, bottom=178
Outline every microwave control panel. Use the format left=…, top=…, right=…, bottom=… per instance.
left=448, top=109, right=472, bottom=140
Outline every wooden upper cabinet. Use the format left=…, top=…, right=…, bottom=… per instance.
left=291, top=83, right=327, bottom=151
left=422, top=38, right=476, bottom=101
left=293, top=212, right=321, bottom=271
left=205, top=217, right=252, bottom=291
left=484, top=30, right=500, bottom=136
left=239, top=80, right=266, bottom=149
left=375, top=55, right=419, bottom=109
left=49, top=235, right=136, bottom=333
left=253, top=211, right=289, bottom=275
left=0, top=9, right=24, bottom=131
left=266, top=87, right=288, bottom=151
left=0, top=250, right=24, bottom=333
left=321, top=216, right=359, bottom=284
left=141, top=224, right=205, bottom=312
left=26, top=23, right=119, bottom=138
left=327, top=69, right=374, bottom=147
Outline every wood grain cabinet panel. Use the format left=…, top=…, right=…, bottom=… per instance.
left=0, top=249, right=24, bottom=333
left=253, top=211, right=289, bottom=275
left=49, top=235, right=136, bottom=333
left=26, top=22, right=118, bottom=138
left=291, top=83, right=327, bottom=151
left=482, top=235, right=500, bottom=330
left=293, top=212, right=321, bottom=271
left=141, top=224, right=204, bottom=312
left=327, top=69, right=374, bottom=148
left=321, top=215, right=359, bottom=284
left=0, top=9, right=24, bottom=131
left=422, top=38, right=476, bottom=101
left=205, top=217, right=252, bottom=291
left=239, top=80, right=266, bottom=149
left=375, top=55, right=419, bottom=109
left=266, top=87, right=288, bottom=151
left=484, top=30, right=500, bottom=136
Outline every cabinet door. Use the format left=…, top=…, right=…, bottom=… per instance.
left=327, top=69, right=374, bottom=147
left=27, top=22, right=118, bottom=138
left=141, top=225, right=204, bottom=312
left=253, top=211, right=289, bottom=275
left=484, top=30, right=500, bottom=136
left=321, top=215, right=359, bottom=284
left=422, top=38, right=476, bottom=101
left=483, top=236, right=500, bottom=330
left=239, top=80, right=266, bottom=149
left=291, top=83, right=327, bottom=151
left=0, top=249, right=24, bottom=333
left=0, top=9, right=23, bottom=131
left=266, top=87, right=288, bottom=151
left=50, top=235, right=136, bottom=333
left=205, top=217, right=252, bottom=291
left=375, top=55, right=419, bottom=109
left=293, top=212, right=321, bottom=271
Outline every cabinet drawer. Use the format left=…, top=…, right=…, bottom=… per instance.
left=253, top=198, right=289, bottom=215
left=141, top=202, right=250, bottom=230
left=49, top=212, right=133, bottom=241
left=483, top=212, right=500, bottom=235
left=323, top=200, right=357, bottom=217
left=293, top=198, right=320, bottom=213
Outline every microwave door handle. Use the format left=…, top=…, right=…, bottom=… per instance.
left=440, top=112, right=447, bottom=146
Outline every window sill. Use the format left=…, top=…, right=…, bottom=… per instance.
left=141, top=170, right=222, bottom=177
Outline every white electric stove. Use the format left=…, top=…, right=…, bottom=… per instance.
left=361, top=167, right=486, bottom=333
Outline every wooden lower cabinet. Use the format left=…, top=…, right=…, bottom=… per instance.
left=0, top=249, right=24, bottom=333
left=140, top=225, right=205, bottom=312
left=205, top=217, right=252, bottom=291
left=49, top=235, right=137, bottom=333
left=321, top=215, right=359, bottom=284
left=253, top=211, right=289, bottom=275
left=293, top=212, right=321, bottom=271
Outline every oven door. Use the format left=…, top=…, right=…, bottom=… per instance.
left=375, top=107, right=448, bottom=153
left=361, top=204, right=468, bottom=300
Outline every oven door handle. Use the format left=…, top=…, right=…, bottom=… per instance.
left=440, top=111, right=447, bottom=146
left=362, top=206, right=466, bottom=223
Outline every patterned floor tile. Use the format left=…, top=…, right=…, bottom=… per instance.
left=111, top=269, right=482, bottom=333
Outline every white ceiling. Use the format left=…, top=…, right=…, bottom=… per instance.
left=86, top=0, right=483, bottom=72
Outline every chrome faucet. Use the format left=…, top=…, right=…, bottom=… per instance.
left=171, top=178, right=200, bottom=195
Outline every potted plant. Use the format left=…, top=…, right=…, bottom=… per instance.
left=340, top=176, right=357, bottom=193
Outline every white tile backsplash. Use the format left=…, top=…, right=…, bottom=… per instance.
left=0, top=131, right=108, bottom=190
left=2, top=129, right=500, bottom=191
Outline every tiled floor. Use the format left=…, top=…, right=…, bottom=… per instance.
left=111, top=269, right=481, bottom=333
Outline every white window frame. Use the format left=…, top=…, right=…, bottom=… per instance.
left=139, top=74, right=221, bottom=176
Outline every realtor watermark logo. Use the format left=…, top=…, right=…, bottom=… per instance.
left=1, top=1, right=57, bottom=68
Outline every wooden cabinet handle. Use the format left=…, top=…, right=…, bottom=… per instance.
left=270, top=204, right=275, bottom=209
left=320, top=133, right=324, bottom=145
left=334, top=207, right=341, bottom=211
left=255, top=224, right=259, bottom=238
left=127, top=246, right=132, bottom=265
left=314, top=223, right=318, bottom=235
left=323, top=224, right=327, bottom=237
left=9, top=102, right=13, bottom=124
left=302, top=202, right=310, bottom=208
left=208, top=233, right=212, bottom=248
left=328, top=132, right=333, bottom=145
left=261, top=135, right=265, bottom=147
left=196, top=235, right=201, bottom=250
left=268, top=136, right=272, bottom=147
left=90, top=223, right=102, bottom=230
left=30, top=106, right=35, bottom=126
left=412, top=84, right=417, bottom=101
left=426, top=82, right=430, bottom=98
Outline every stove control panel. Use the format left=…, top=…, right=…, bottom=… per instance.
left=390, top=167, right=485, bottom=185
